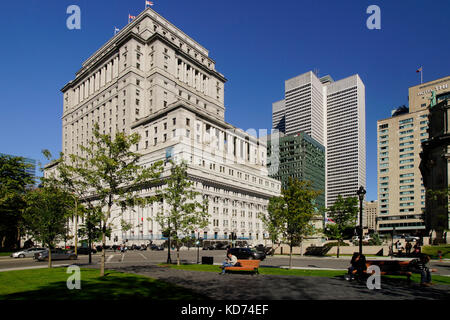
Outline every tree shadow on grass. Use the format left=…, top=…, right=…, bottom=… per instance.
left=0, top=274, right=208, bottom=300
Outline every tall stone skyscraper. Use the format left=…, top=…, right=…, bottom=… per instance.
left=272, top=71, right=366, bottom=207
left=56, top=8, right=281, bottom=245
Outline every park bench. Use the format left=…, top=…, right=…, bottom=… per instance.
left=223, top=259, right=260, bottom=274
left=363, top=260, right=413, bottom=282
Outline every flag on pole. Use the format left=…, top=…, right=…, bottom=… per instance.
left=114, top=27, right=120, bottom=35
left=145, top=0, right=154, bottom=7
left=416, top=66, right=423, bottom=84
left=128, top=14, right=136, bottom=24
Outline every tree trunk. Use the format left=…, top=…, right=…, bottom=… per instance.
left=337, top=241, right=340, bottom=258
left=74, top=199, right=78, bottom=255
left=100, top=227, right=106, bottom=276
left=48, top=247, right=52, bottom=268
left=300, top=241, right=303, bottom=257
left=289, top=242, right=293, bottom=270
left=1, top=235, right=5, bottom=249
left=177, top=246, right=180, bottom=266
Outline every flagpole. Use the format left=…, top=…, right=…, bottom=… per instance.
left=421, top=69, right=423, bottom=84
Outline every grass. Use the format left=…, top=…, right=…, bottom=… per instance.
left=422, top=245, right=450, bottom=259
left=160, top=263, right=450, bottom=285
left=0, top=252, right=12, bottom=257
left=161, top=263, right=348, bottom=278
left=0, top=267, right=207, bottom=300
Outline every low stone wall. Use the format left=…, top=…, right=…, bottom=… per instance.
left=274, top=243, right=391, bottom=256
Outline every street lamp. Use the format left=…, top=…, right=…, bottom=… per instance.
left=356, top=186, right=366, bottom=256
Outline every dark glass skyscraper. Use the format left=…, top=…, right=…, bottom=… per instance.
left=267, top=131, right=325, bottom=209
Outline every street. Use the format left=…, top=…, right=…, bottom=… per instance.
left=1, top=249, right=449, bottom=276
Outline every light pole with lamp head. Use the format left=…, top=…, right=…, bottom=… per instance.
left=356, top=186, right=366, bottom=256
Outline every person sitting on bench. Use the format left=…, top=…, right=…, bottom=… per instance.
left=346, top=253, right=367, bottom=281
left=220, top=251, right=238, bottom=275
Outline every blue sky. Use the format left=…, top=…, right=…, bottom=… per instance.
left=0, top=0, right=449, bottom=201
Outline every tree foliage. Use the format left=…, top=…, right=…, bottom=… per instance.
left=155, top=160, right=209, bottom=265
left=23, top=182, right=73, bottom=267
left=263, top=178, right=322, bottom=268
left=324, top=195, right=358, bottom=257
left=0, top=154, right=35, bottom=249
left=57, top=123, right=163, bottom=276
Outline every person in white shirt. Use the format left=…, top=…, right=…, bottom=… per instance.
left=220, top=251, right=238, bottom=274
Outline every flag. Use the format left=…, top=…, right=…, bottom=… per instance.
left=114, top=27, right=120, bottom=35
left=129, top=14, right=136, bottom=20
left=325, top=217, right=335, bottom=224
left=146, top=0, right=154, bottom=7
left=416, top=66, right=423, bottom=73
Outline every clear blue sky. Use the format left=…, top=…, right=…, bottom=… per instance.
left=0, top=0, right=449, bottom=201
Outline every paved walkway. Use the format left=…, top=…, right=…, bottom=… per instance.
left=107, top=264, right=450, bottom=300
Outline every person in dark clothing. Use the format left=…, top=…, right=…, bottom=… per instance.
left=405, top=242, right=412, bottom=255
left=346, top=253, right=367, bottom=281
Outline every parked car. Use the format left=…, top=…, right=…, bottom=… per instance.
left=75, top=247, right=97, bottom=255
left=404, top=235, right=420, bottom=242
left=227, top=247, right=266, bottom=261
left=35, top=249, right=77, bottom=261
left=11, top=247, right=46, bottom=258
left=150, top=244, right=164, bottom=251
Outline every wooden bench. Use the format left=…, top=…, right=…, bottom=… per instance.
left=222, top=259, right=260, bottom=274
left=365, top=260, right=413, bottom=281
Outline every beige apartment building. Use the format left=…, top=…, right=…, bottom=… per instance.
left=364, top=200, right=378, bottom=233
left=377, top=75, right=450, bottom=236
left=56, top=8, right=281, bottom=246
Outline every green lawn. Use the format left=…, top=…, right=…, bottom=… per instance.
left=161, top=263, right=450, bottom=285
left=0, top=267, right=207, bottom=300
left=0, top=252, right=12, bottom=257
left=422, top=245, right=450, bottom=259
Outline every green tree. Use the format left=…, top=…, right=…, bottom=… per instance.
left=23, top=183, right=73, bottom=267
left=155, top=160, right=209, bottom=266
left=265, top=178, right=322, bottom=269
left=259, top=197, right=285, bottom=254
left=59, top=124, right=163, bottom=276
left=0, top=154, right=35, bottom=250
left=325, top=195, right=358, bottom=258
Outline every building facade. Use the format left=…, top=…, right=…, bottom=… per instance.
left=420, top=93, right=450, bottom=243
left=376, top=75, right=450, bottom=236
left=272, top=71, right=366, bottom=207
left=58, top=8, right=281, bottom=245
left=266, top=131, right=325, bottom=209
left=364, top=200, right=378, bottom=233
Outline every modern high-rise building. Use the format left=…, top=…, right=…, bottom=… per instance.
left=56, top=8, right=281, bottom=245
left=267, top=131, right=325, bottom=208
left=272, top=71, right=366, bottom=207
left=376, top=75, right=450, bottom=236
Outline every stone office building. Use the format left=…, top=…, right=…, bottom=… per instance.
left=420, top=91, right=450, bottom=243
left=57, top=8, right=281, bottom=246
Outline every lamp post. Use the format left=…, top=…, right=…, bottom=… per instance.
left=356, top=186, right=366, bottom=256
